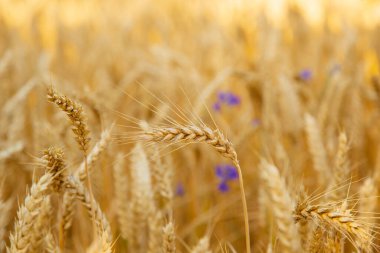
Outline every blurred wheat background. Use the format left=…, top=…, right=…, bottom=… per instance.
left=1, top=0, right=380, bottom=252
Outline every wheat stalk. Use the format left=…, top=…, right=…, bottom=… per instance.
left=112, top=153, right=130, bottom=240
left=304, top=113, right=330, bottom=185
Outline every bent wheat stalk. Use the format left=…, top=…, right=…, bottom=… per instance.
left=141, top=125, right=251, bottom=253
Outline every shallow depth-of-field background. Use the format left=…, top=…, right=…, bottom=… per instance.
left=2, top=0, right=380, bottom=252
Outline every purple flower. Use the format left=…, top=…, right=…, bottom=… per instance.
left=213, top=102, right=221, bottom=112
left=176, top=183, right=185, bottom=197
left=218, top=92, right=228, bottom=102
left=217, top=91, right=241, bottom=106
left=298, top=69, right=312, bottom=81
left=215, top=164, right=238, bottom=181
left=215, top=164, right=238, bottom=192
left=218, top=181, right=229, bottom=192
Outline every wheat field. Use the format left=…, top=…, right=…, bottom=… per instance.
left=1, top=0, right=380, bottom=252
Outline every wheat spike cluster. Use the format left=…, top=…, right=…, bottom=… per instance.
left=2, top=0, right=380, bottom=252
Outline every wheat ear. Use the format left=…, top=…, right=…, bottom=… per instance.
left=142, top=125, right=251, bottom=253
left=147, top=211, right=164, bottom=253
left=162, top=222, right=176, bottom=253
left=8, top=173, right=53, bottom=253
left=307, top=226, right=323, bottom=253
left=0, top=190, right=12, bottom=252
left=112, top=153, right=130, bottom=240
left=44, top=232, right=61, bottom=253
left=260, top=160, right=300, bottom=252
left=0, top=141, right=24, bottom=161
left=304, top=113, right=329, bottom=184
left=47, top=86, right=90, bottom=153
left=30, top=196, right=53, bottom=252
left=294, top=202, right=371, bottom=251
left=191, top=236, right=212, bottom=253
left=326, top=132, right=350, bottom=203
left=148, top=144, right=173, bottom=210
left=140, top=121, right=173, bottom=211
left=43, top=147, right=66, bottom=192
left=128, top=143, right=154, bottom=251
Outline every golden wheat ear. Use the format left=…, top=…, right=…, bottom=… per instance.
left=190, top=236, right=212, bottom=253
left=162, top=222, right=176, bottom=253
left=47, top=86, right=91, bottom=154
left=112, top=152, right=130, bottom=241
left=260, top=160, right=300, bottom=253
left=294, top=200, right=373, bottom=252
left=8, top=173, right=53, bottom=253
left=138, top=124, right=251, bottom=253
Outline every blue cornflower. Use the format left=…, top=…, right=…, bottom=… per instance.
left=213, top=102, right=221, bottom=112
left=218, top=181, right=229, bottom=192
left=215, top=164, right=238, bottom=193
left=175, top=182, right=185, bottom=197
left=218, top=91, right=241, bottom=106
left=298, top=69, right=312, bottom=81
left=213, top=91, right=241, bottom=112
